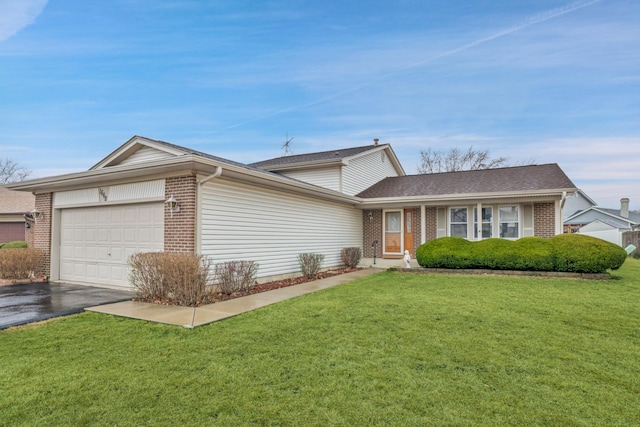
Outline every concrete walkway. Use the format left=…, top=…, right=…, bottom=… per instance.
left=86, top=268, right=381, bottom=328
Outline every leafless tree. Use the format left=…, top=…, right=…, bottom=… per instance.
left=0, top=158, right=31, bottom=184
left=417, top=146, right=532, bottom=174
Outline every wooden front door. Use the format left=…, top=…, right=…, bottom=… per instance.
left=404, top=209, right=414, bottom=255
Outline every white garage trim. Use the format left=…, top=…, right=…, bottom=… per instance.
left=58, top=203, right=164, bottom=288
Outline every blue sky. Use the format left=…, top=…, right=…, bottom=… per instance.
left=1, top=0, right=638, bottom=210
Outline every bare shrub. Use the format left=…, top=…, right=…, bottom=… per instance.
left=298, top=253, right=324, bottom=279
left=214, top=261, right=259, bottom=295
left=341, top=247, right=362, bottom=269
left=0, top=248, right=43, bottom=279
left=128, top=252, right=214, bottom=307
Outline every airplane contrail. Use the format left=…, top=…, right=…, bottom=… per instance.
left=207, top=0, right=603, bottom=135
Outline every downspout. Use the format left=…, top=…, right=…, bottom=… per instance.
left=195, top=166, right=223, bottom=253
left=557, top=191, right=568, bottom=235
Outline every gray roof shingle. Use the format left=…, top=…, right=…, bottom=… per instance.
left=0, top=185, right=35, bottom=214
left=250, top=144, right=384, bottom=169
left=356, top=164, right=576, bottom=198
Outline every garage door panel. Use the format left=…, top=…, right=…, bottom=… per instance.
left=60, top=203, right=164, bottom=288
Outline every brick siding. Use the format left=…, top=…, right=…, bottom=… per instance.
left=164, top=175, right=197, bottom=253
left=32, top=193, right=52, bottom=277
left=425, top=207, right=438, bottom=242
left=362, top=209, right=383, bottom=258
left=534, top=202, right=556, bottom=238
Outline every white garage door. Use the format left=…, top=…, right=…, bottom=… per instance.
left=60, top=203, right=164, bottom=288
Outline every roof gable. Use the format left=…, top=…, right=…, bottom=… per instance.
left=566, top=206, right=640, bottom=226
left=356, top=164, right=576, bottom=199
left=91, top=136, right=189, bottom=170
left=250, top=144, right=405, bottom=175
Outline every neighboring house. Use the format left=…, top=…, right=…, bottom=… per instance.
left=0, top=185, right=35, bottom=244
left=7, top=135, right=577, bottom=289
left=566, top=198, right=640, bottom=246
left=562, top=189, right=597, bottom=233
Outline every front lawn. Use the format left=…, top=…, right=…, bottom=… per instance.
left=1, top=259, right=639, bottom=425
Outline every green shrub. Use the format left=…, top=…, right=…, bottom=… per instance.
left=0, top=248, right=43, bottom=279
left=0, top=241, right=28, bottom=249
left=341, top=247, right=362, bottom=269
left=416, top=234, right=627, bottom=274
left=298, top=253, right=325, bottom=279
left=551, top=234, right=626, bottom=273
left=415, top=237, right=473, bottom=269
left=128, top=252, right=214, bottom=307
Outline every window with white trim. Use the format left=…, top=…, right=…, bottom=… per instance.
left=474, top=207, right=493, bottom=239
left=449, top=207, right=468, bottom=238
left=499, top=206, right=519, bottom=238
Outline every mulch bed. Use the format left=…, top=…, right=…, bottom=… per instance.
left=135, top=267, right=362, bottom=306
left=215, top=267, right=362, bottom=302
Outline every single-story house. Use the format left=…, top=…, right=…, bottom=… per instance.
left=7, top=136, right=577, bottom=289
left=566, top=198, right=640, bottom=246
left=0, top=185, right=35, bottom=244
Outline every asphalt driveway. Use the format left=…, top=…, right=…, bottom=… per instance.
left=0, top=282, right=132, bottom=330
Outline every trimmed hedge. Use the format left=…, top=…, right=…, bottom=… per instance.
left=0, top=241, right=28, bottom=249
left=416, top=234, right=627, bottom=274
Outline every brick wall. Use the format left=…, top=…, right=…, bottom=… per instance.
left=33, top=193, right=52, bottom=277
left=425, top=207, right=438, bottom=242
left=534, top=202, right=556, bottom=238
left=362, top=209, right=382, bottom=258
left=410, top=208, right=420, bottom=256
left=164, top=175, right=197, bottom=253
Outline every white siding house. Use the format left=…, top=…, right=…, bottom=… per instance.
left=199, top=178, right=362, bottom=279
left=9, top=136, right=577, bottom=289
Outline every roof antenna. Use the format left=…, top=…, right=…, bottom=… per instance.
left=282, top=132, right=294, bottom=156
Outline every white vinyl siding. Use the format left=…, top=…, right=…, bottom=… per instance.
left=200, top=179, right=362, bottom=279
left=116, top=146, right=175, bottom=166
left=53, top=180, right=165, bottom=207
left=522, top=204, right=534, bottom=237
left=342, top=150, right=400, bottom=196
left=279, top=167, right=341, bottom=192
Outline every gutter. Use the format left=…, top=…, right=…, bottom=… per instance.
left=357, top=188, right=577, bottom=208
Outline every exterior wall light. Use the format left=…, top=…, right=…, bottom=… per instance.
left=368, top=210, right=374, bottom=222
left=32, top=208, right=44, bottom=221
left=165, top=195, right=180, bottom=217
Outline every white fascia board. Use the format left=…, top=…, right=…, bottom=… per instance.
left=7, top=157, right=203, bottom=193
left=9, top=155, right=361, bottom=205
left=258, top=158, right=347, bottom=172
left=356, top=189, right=574, bottom=209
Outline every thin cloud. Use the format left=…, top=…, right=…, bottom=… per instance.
left=0, top=0, right=48, bottom=42
left=205, top=0, right=603, bottom=135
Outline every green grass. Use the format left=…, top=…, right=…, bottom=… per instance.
left=1, top=259, right=640, bottom=426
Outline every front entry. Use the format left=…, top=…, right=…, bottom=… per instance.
left=404, top=209, right=414, bottom=255
left=384, top=211, right=401, bottom=253
left=383, top=209, right=416, bottom=256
